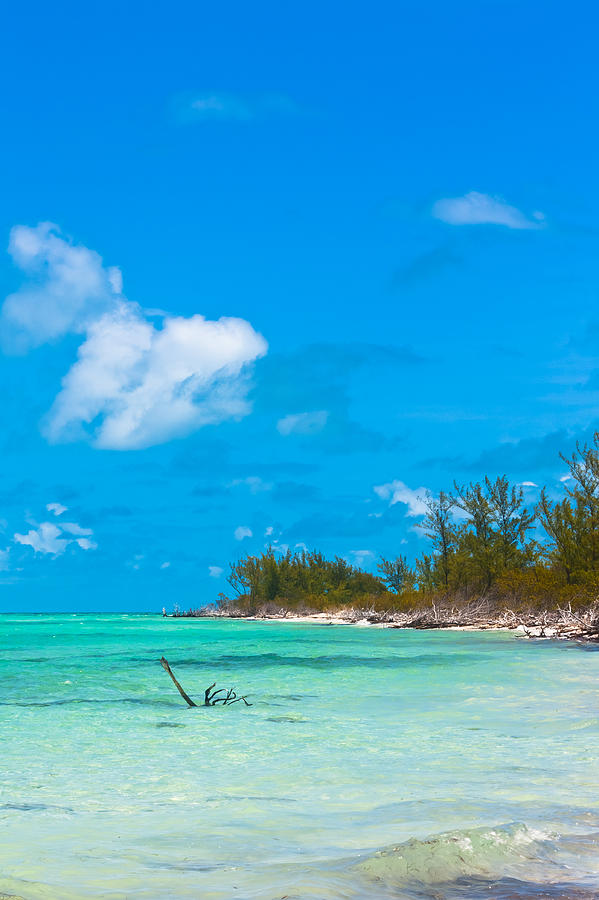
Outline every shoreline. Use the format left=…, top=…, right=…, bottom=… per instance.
left=168, top=610, right=599, bottom=642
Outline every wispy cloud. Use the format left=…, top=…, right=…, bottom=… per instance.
left=46, top=502, right=67, bottom=516
left=179, top=91, right=299, bottom=123
left=277, top=410, right=329, bottom=436
left=1, top=223, right=267, bottom=450
left=234, top=526, right=253, bottom=541
left=60, top=521, right=93, bottom=537
left=432, top=192, right=545, bottom=230
left=208, top=565, right=223, bottom=578
left=373, top=480, right=429, bottom=516
left=349, top=549, right=374, bottom=567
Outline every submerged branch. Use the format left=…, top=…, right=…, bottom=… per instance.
left=160, top=658, right=252, bottom=708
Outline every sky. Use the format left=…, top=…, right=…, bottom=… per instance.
left=0, top=0, right=597, bottom=611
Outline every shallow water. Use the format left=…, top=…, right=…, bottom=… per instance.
left=1, top=615, right=598, bottom=899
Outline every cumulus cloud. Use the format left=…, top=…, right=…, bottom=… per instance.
left=46, top=502, right=67, bottom=516
left=373, top=480, right=429, bottom=516
left=2, top=223, right=121, bottom=351
left=208, top=565, right=223, bottom=578
left=45, top=305, right=267, bottom=450
left=277, top=410, right=328, bottom=436
left=1, top=223, right=267, bottom=450
left=14, top=517, right=97, bottom=556
left=432, top=192, right=544, bottom=230
left=15, top=522, right=69, bottom=555
left=234, top=526, right=253, bottom=541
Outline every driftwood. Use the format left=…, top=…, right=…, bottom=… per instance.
left=160, top=657, right=197, bottom=707
left=160, top=657, right=252, bottom=707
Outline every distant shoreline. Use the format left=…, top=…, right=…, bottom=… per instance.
left=166, top=609, right=599, bottom=642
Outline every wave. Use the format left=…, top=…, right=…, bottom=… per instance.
left=356, top=822, right=572, bottom=893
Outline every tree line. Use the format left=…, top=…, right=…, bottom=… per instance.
left=209, top=435, right=599, bottom=615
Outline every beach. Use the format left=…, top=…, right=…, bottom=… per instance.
left=1, top=614, right=599, bottom=899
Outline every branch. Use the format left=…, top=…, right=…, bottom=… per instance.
left=160, top=659, right=253, bottom=708
left=160, top=657, right=197, bottom=708
left=227, top=695, right=253, bottom=706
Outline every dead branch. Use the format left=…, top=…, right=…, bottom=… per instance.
left=204, top=682, right=217, bottom=705
left=160, top=656, right=197, bottom=707
left=160, top=658, right=252, bottom=708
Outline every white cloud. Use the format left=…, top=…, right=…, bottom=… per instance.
left=15, top=522, right=69, bottom=555
left=2, top=223, right=267, bottom=450
left=265, top=526, right=274, bottom=536
left=45, top=306, right=267, bottom=450
left=60, top=522, right=93, bottom=536
left=2, top=223, right=121, bottom=351
left=234, top=526, right=253, bottom=541
left=75, top=537, right=97, bottom=551
left=160, top=561, right=171, bottom=569
left=374, top=480, right=429, bottom=517
left=208, top=565, right=223, bottom=578
left=519, top=481, right=538, bottom=488
left=560, top=474, right=573, bottom=483
left=277, top=410, right=328, bottom=436
left=0, top=549, right=9, bottom=571
left=432, top=192, right=544, bottom=230
left=14, top=515, right=97, bottom=557
left=46, top=502, right=67, bottom=516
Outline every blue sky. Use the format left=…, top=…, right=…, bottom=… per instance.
left=0, top=0, right=597, bottom=611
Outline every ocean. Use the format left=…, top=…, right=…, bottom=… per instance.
left=1, top=615, right=598, bottom=899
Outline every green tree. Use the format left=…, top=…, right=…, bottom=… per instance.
left=377, top=555, right=416, bottom=593
left=419, top=491, right=455, bottom=588
left=452, top=480, right=495, bottom=587
left=484, top=475, right=536, bottom=572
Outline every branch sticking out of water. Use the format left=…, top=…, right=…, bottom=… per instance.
left=159, top=657, right=252, bottom=708
left=160, top=657, right=197, bottom=707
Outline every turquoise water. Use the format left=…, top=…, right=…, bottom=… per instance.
left=1, top=616, right=599, bottom=899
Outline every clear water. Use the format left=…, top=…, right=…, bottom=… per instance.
left=1, top=615, right=599, bottom=899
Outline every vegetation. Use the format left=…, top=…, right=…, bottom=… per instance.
left=220, top=549, right=383, bottom=615
left=179, top=435, right=599, bottom=620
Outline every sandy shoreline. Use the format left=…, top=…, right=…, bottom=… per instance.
left=229, top=613, right=509, bottom=630
left=170, top=611, right=578, bottom=640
